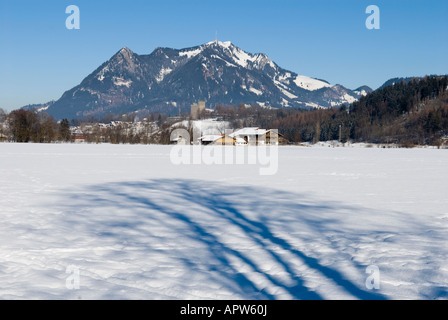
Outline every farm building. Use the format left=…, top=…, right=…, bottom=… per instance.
left=230, top=127, right=288, bottom=145
left=213, top=135, right=236, bottom=145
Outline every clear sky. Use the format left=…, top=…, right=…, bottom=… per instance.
left=0, top=0, right=447, bottom=111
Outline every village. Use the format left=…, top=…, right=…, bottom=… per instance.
left=2, top=99, right=446, bottom=148
left=69, top=101, right=288, bottom=146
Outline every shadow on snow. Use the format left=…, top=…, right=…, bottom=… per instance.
left=60, top=178, right=390, bottom=300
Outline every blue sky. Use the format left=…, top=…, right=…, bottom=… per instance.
left=0, top=0, right=447, bottom=111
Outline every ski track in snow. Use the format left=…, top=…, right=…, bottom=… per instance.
left=0, top=143, right=447, bottom=300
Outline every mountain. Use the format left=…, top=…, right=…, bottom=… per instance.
left=353, top=85, right=373, bottom=97
left=42, top=41, right=368, bottom=120
left=22, top=101, right=55, bottom=113
left=271, top=75, right=448, bottom=145
left=377, top=77, right=416, bottom=91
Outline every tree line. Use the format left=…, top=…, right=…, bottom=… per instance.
left=1, top=75, right=447, bottom=146
left=0, top=109, right=71, bottom=143
left=262, top=75, right=448, bottom=146
left=0, top=108, right=168, bottom=144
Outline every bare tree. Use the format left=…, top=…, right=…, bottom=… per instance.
left=0, top=108, right=6, bottom=122
left=0, top=108, right=9, bottom=141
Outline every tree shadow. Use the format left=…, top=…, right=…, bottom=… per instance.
left=58, top=178, right=392, bottom=300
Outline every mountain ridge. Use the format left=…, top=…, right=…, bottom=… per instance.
left=28, top=41, right=371, bottom=120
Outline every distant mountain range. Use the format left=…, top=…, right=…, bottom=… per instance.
left=26, top=42, right=438, bottom=121
left=25, top=41, right=378, bottom=120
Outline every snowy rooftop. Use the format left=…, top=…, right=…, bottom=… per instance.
left=230, top=127, right=268, bottom=137
left=198, top=134, right=223, bottom=142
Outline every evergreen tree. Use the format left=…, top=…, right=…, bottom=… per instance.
left=59, top=119, right=71, bottom=142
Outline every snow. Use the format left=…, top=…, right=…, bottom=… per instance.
left=280, top=97, right=290, bottom=107
left=37, top=105, right=50, bottom=112
left=78, top=87, right=100, bottom=97
left=206, top=41, right=259, bottom=69
left=274, top=80, right=299, bottom=99
left=279, top=87, right=298, bottom=99
left=179, top=42, right=232, bottom=60
left=179, top=48, right=202, bottom=59
left=206, top=40, right=233, bottom=49
left=277, top=72, right=292, bottom=83
left=230, top=47, right=255, bottom=68
left=113, top=77, right=133, bottom=88
left=178, top=41, right=235, bottom=60
left=355, top=89, right=368, bottom=97
left=210, top=55, right=237, bottom=68
left=198, top=135, right=222, bottom=142
left=305, top=102, right=322, bottom=109
left=206, top=41, right=275, bottom=71
left=219, top=41, right=232, bottom=48
left=97, top=66, right=109, bottom=82
left=253, top=54, right=276, bottom=69
left=0, top=143, right=447, bottom=300
left=173, top=119, right=230, bottom=136
left=229, top=127, right=267, bottom=137
left=155, top=67, right=173, bottom=83
left=294, top=75, right=332, bottom=91
left=249, top=87, right=263, bottom=96
left=341, top=93, right=357, bottom=104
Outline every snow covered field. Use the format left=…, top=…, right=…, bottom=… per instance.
left=0, top=143, right=447, bottom=300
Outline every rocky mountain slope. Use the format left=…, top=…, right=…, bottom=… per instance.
left=42, top=41, right=370, bottom=120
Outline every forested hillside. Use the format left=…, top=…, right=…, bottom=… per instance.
left=2, top=76, right=447, bottom=146
left=270, top=75, right=448, bottom=146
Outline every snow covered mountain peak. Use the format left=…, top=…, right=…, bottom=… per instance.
left=197, top=41, right=275, bottom=71
left=120, top=46, right=132, bottom=53
left=179, top=40, right=236, bottom=59
left=115, top=46, right=135, bottom=59
left=43, top=42, right=367, bottom=120
left=205, top=40, right=233, bottom=48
